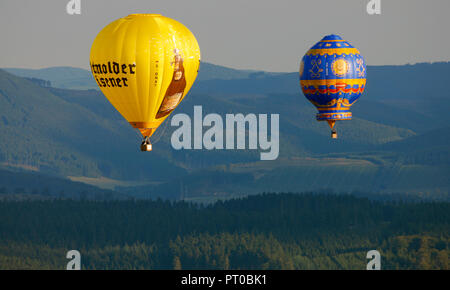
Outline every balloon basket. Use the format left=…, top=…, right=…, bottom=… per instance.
left=140, top=140, right=152, bottom=151
left=331, top=130, right=338, bottom=139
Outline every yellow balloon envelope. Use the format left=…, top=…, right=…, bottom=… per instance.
left=90, top=14, right=201, bottom=151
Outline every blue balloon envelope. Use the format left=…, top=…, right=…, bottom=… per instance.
left=300, top=34, right=367, bottom=138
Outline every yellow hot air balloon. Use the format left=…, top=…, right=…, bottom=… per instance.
left=90, top=14, right=201, bottom=151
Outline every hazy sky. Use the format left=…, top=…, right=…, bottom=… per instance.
left=0, top=0, right=449, bottom=72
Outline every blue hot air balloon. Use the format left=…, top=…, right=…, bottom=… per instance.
left=300, top=34, right=367, bottom=138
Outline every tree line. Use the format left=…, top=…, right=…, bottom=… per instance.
left=0, top=193, right=448, bottom=269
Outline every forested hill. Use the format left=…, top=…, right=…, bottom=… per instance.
left=0, top=193, right=448, bottom=270
left=0, top=62, right=449, bottom=200
left=2, top=62, right=271, bottom=90
left=0, top=168, right=125, bottom=200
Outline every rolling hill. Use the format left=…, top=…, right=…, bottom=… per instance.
left=3, top=62, right=280, bottom=90
left=3, top=67, right=97, bottom=90
left=0, top=62, right=449, bottom=201
left=0, top=69, right=186, bottom=181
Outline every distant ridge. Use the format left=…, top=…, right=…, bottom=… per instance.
left=4, top=66, right=96, bottom=90
left=4, top=61, right=449, bottom=94
left=2, top=62, right=281, bottom=90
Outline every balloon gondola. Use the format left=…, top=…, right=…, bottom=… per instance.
left=299, top=34, right=367, bottom=138
left=90, top=14, right=201, bottom=151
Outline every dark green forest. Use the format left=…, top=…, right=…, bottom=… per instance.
left=0, top=193, right=448, bottom=270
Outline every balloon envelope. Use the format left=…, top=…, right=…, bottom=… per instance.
left=90, top=14, right=201, bottom=139
left=299, top=35, right=366, bottom=129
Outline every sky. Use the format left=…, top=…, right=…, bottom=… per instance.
left=0, top=0, right=449, bottom=72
